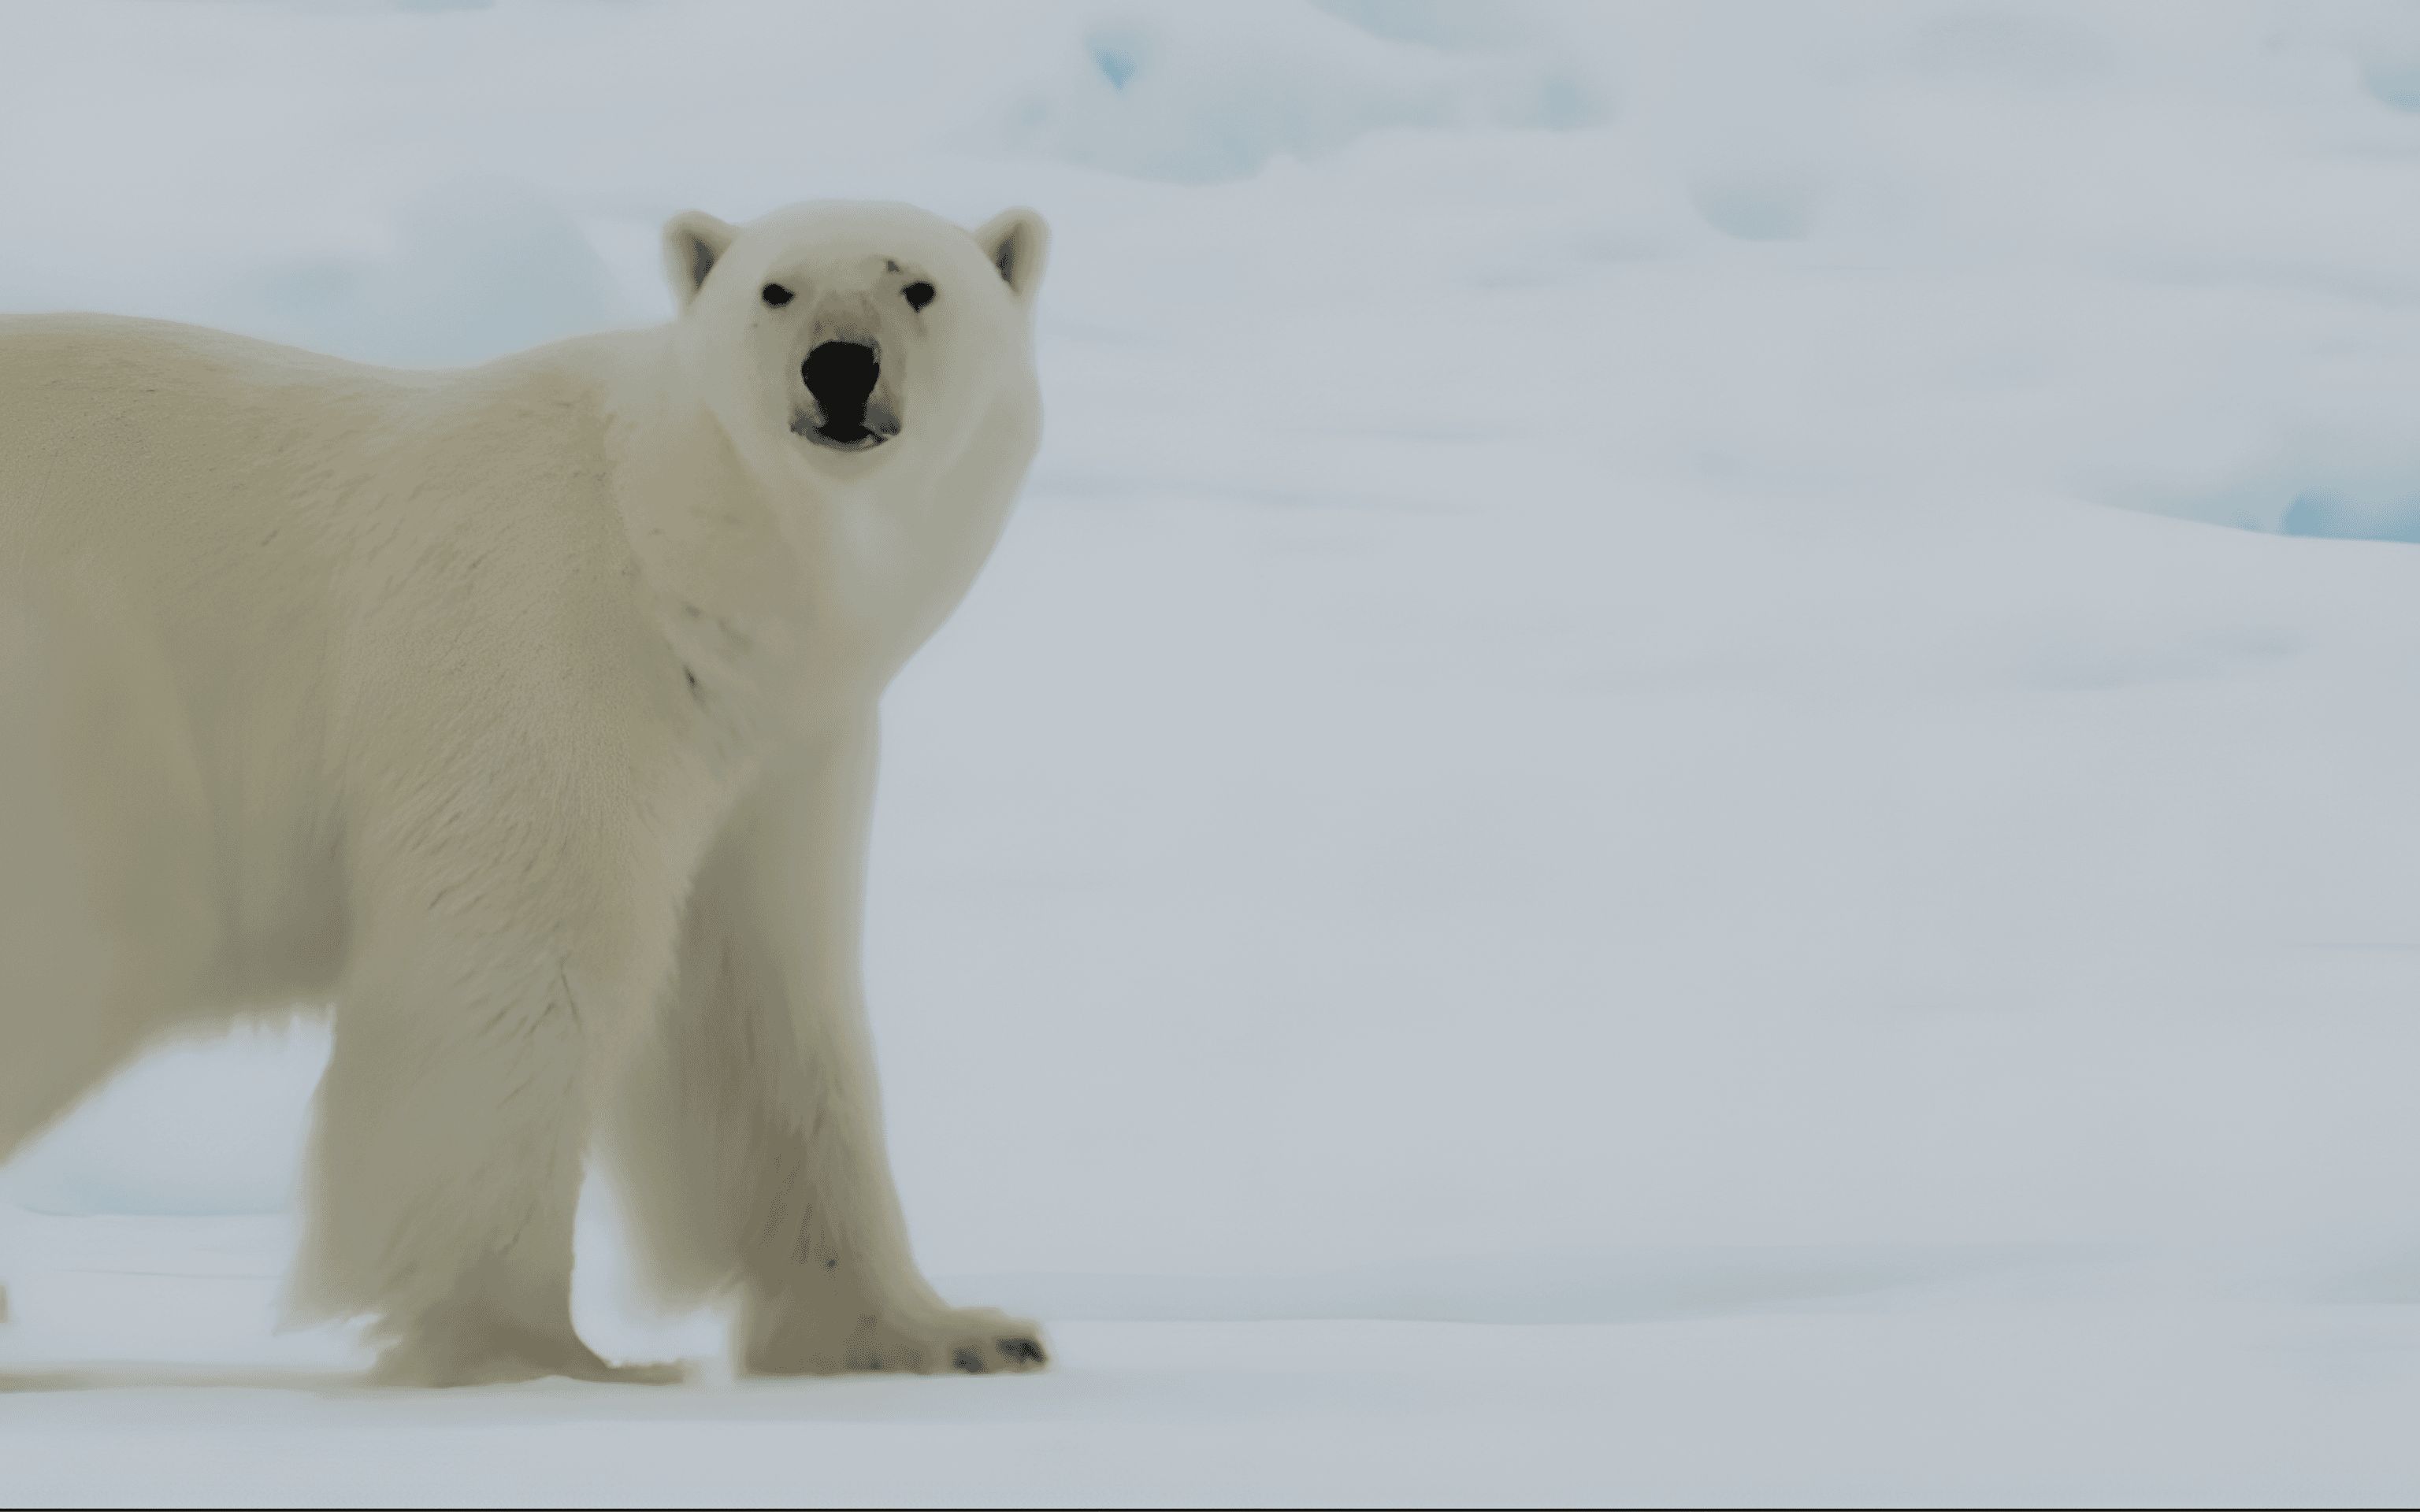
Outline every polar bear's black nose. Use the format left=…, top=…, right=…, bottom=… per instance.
left=804, top=340, right=879, bottom=420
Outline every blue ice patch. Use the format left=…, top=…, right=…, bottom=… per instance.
left=2278, top=488, right=2420, bottom=544
left=1093, top=39, right=1140, bottom=92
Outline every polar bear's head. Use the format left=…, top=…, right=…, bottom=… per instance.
left=660, top=200, right=1047, bottom=482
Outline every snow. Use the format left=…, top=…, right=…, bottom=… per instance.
left=17, top=1217, right=2420, bottom=1506
left=12, top=0, right=2420, bottom=1501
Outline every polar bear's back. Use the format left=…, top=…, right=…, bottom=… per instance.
left=0, top=312, right=637, bottom=626
left=0, top=314, right=424, bottom=557
left=0, top=313, right=419, bottom=795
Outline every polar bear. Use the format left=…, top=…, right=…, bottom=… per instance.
left=0, top=200, right=1052, bottom=1384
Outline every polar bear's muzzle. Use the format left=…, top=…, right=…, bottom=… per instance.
left=794, top=339, right=900, bottom=451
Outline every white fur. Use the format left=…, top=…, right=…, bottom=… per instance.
left=0, top=200, right=1053, bottom=1384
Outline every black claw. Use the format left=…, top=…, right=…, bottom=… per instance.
left=998, top=1336, right=1047, bottom=1366
left=952, top=1347, right=986, bottom=1374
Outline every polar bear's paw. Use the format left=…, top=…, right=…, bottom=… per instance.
left=369, top=1313, right=688, bottom=1389
left=743, top=1302, right=1050, bottom=1377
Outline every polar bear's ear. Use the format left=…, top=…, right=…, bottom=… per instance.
left=663, top=211, right=738, bottom=312
left=973, top=208, right=1049, bottom=305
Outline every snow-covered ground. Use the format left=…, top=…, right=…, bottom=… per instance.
left=13, top=0, right=2420, bottom=1502
left=21, top=1218, right=2420, bottom=1506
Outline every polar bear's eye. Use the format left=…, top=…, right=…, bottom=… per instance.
left=761, top=284, right=793, bottom=307
left=902, top=282, right=935, bottom=312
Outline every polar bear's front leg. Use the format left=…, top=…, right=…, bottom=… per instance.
left=296, top=891, right=681, bottom=1388
left=611, top=718, right=1048, bottom=1375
